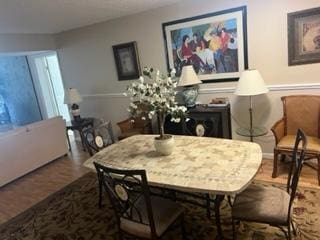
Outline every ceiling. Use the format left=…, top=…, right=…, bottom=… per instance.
left=0, top=0, right=182, bottom=34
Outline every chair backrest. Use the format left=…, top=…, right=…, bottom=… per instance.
left=282, top=95, right=320, bottom=137
left=287, top=128, right=307, bottom=216
left=83, top=121, right=115, bottom=156
left=93, top=162, right=157, bottom=237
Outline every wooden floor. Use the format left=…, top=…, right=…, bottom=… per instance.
left=0, top=138, right=319, bottom=224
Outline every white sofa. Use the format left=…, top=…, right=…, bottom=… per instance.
left=0, top=116, right=68, bottom=187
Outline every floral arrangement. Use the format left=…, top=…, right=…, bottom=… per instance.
left=125, top=67, right=187, bottom=140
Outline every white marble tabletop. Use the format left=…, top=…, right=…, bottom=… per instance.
left=83, top=135, right=262, bottom=195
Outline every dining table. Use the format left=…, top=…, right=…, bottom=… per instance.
left=83, top=134, right=262, bottom=239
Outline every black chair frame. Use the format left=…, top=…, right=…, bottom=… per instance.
left=93, top=162, right=185, bottom=240
left=232, top=128, right=307, bottom=240
left=83, top=121, right=115, bottom=156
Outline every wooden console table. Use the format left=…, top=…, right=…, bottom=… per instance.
left=164, top=104, right=232, bottom=139
left=66, top=117, right=94, bottom=150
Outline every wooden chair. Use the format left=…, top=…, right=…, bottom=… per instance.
left=232, top=129, right=307, bottom=240
left=271, top=95, right=320, bottom=185
left=83, top=120, right=115, bottom=156
left=93, top=162, right=186, bottom=240
left=117, top=103, right=152, bottom=140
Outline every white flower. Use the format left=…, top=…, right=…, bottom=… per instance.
left=141, top=116, right=146, bottom=120
left=130, top=103, right=138, bottom=109
left=125, top=66, right=187, bottom=136
left=123, top=92, right=127, bottom=96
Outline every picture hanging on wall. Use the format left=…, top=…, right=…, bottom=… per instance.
left=162, top=6, right=248, bottom=83
left=112, top=41, right=141, bottom=80
left=288, top=7, right=320, bottom=65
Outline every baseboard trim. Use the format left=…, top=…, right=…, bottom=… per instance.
left=263, top=153, right=273, bottom=159
left=81, top=83, right=320, bottom=98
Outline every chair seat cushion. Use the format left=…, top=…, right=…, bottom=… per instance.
left=277, top=135, right=320, bottom=153
left=232, top=184, right=290, bottom=225
left=120, top=196, right=184, bottom=238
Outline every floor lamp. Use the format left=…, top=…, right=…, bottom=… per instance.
left=234, top=69, right=269, bottom=142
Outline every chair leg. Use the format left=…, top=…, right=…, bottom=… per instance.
left=227, top=195, right=233, bottom=208
left=291, top=220, right=297, bottom=236
left=272, top=150, right=279, bottom=178
left=317, top=156, right=320, bottom=186
left=98, top=181, right=103, bottom=208
left=232, top=218, right=237, bottom=240
left=180, top=214, right=187, bottom=240
left=118, top=230, right=124, bottom=240
left=206, top=193, right=211, bottom=218
left=287, top=222, right=291, bottom=240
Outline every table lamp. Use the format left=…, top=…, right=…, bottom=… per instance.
left=234, top=69, right=269, bottom=141
left=64, top=88, right=82, bottom=122
left=178, top=65, right=202, bottom=107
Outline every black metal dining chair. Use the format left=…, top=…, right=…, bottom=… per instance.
left=83, top=120, right=115, bottom=156
left=93, top=162, right=186, bottom=240
left=232, top=128, right=307, bottom=240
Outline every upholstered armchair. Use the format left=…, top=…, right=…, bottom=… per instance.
left=117, top=116, right=152, bottom=140
left=271, top=95, right=320, bottom=185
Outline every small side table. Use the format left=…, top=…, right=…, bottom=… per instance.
left=236, top=127, right=268, bottom=142
left=66, top=118, right=94, bottom=150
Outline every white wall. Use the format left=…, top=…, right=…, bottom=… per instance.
left=0, top=33, right=56, bottom=53
left=55, top=0, right=320, bottom=156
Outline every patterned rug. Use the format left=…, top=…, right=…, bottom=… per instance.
left=0, top=173, right=319, bottom=240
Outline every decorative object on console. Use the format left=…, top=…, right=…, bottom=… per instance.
left=125, top=67, right=187, bottom=155
left=162, top=6, right=248, bottom=83
left=234, top=69, right=269, bottom=142
left=178, top=65, right=202, bottom=107
left=208, top=97, right=229, bottom=107
left=112, top=41, right=141, bottom=80
left=288, top=7, right=320, bottom=66
left=64, top=88, right=82, bottom=122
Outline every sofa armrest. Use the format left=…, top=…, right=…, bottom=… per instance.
left=271, top=118, right=285, bottom=145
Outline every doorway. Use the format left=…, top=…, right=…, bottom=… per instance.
left=28, top=52, right=70, bottom=122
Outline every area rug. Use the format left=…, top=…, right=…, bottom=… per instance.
left=0, top=173, right=319, bottom=240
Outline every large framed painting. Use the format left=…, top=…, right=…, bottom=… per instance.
left=162, top=6, right=248, bottom=83
left=112, top=41, right=141, bottom=80
left=288, top=7, right=320, bottom=66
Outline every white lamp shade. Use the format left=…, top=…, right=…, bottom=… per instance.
left=64, top=88, right=82, bottom=104
left=178, top=65, right=202, bottom=87
left=234, top=69, right=269, bottom=96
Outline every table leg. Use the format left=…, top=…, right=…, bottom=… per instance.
left=79, top=129, right=86, bottom=151
left=214, top=195, right=225, bottom=240
left=206, top=193, right=211, bottom=218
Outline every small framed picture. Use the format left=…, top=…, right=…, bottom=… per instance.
left=112, top=41, right=141, bottom=80
left=288, top=7, right=320, bottom=65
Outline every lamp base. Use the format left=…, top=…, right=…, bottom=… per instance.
left=182, top=86, right=199, bottom=107
left=71, top=107, right=81, bottom=122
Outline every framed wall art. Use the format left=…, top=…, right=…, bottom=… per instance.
left=112, top=41, right=141, bottom=80
left=288, top=7, right=320, bottom=66
left=162, top=6, right=248, bottom=83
